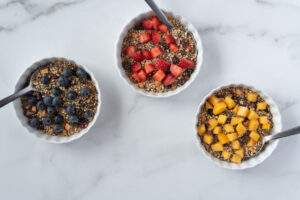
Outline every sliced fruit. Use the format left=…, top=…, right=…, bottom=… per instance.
left=206, top=101, right=213, bottom=110
left=165, top=34, right=175, bottom=44
left=178, top=58, right=195, bottom=68
left=131, top=73, right=140, bottom=83
left=231, top=154, right=242, bottom=163
left=151, top=16, right=160, bottom=30
left=218, top=133, right=229, bottom=144
left=208, top=95, right=220, bottom=106
left=163, top=74, right=175, bottom=86
left=257, top=102, right=267, bottom=110
left=186, top=45, right=192, bottom=52
left=224, top=124, right=234, bottom=133
left=169, top=43, right=179, bottom=52
left=232, top=105, right=239, bottom=114
left=249, top=131, right=260, bottom=141
left=218, top=115, right=227, bottom=125
left=213, top=126, right=221, bottom=134
left=144, top=63, right=155, bottom=74
left=152, top=70, right=166, bottom=82
left=236, top=123, right=247, bottom=136
left=150, top=46, right=163, bottom=58
left=246, top=139, right=256, bottom=147
left=248, top=119, right=259, bottom=131
left=137, top=70, right=147, bottom=81
left=154, top=58, right=170, bottom=72
left=248, top=109, right=259, bottom=120
left=247, top=92, right=258, bottom=102
left=222, top=150, right=231, bottom=159
left=262, top=123, right=270, bottom=130
left=203, top=134, right=213, bottom=145
left=208, top=118, right=218, bottom=130
left=152, top=30, right=161, bottom=45
left=230, top=117, right=244, bottom=126
left=197, top=124, right=206, bottom=136
left=213, top=102, right=227, bottom=115
left=237, top=106, right=249, bottom=117
left=211, top=142, right=223, bottom=152
left=139, top=33, right=151, bottom=44
left=231, top=140, right=240, bottom=149
left=235, top=149, right=244, bottom=158
left=132, top=63, right=142, bottom=73
left=125, top=45, right=136, bottom=57
left=132, top=51, right=143, bottom=62
left=224, top=96, right=236, bottom=109
left=158, top=24, right=168, bottom=33
left=142, top=49, right=152, bottom=60
left=227, top=132, right=238, bottom=141
left=259, top=116, right=268, bottom=124
left=170, top=64, right=183, bottom=77
left=142, top=19, right=152, bottom=30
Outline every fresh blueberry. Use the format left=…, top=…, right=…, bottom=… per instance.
left=36, top=101, right=46, bottom=110
left=43, top=96, right=52, bottom=106
left=84, top=110, right=93, bottom=119
left=66, top=105, right=76, bottom=115
left=63, top=68, right=73, bottom=77
left=52, top=97, right=63, bottom=106
left=30, top=118, right=40, bottom=128
left=42, top=116, right=53, bottom=126
left=76, top=69, right=87, bottom=79
left=51, top=87, right=62, bottom=96
left=80, top=87, right=90, bottom=98
left=54, top=115, right=63, bottom=124
left=58, top=76, right=70, bottom=87
left=69, top=115, right=79, bottom=124
left=53, top=124, right=63, bottom=133
left=47, top=106, right=56, bottom=115
left=67, top=91, right=77, bottom=100
left=40, top=75, right=50, bottom=84
left=27, top=96, right=37, bottom=106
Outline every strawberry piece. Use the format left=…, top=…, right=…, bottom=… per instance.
left=142, top=19, right=152, bottom=30
left=165, top=35, right=175, bottom=44
left=170, top=64, right=183, bottom=77
left=186, top=45, right=192, bottom=52
left=163, top=74, right=175, bottom=86
left=178, top=58, right=195, bottom=68
left=152, top=30, right=161, bottom=45
left=169, top=43, right=178, bottom=52
left=132, top=51, right=144, bottom=62
left=154, top=58, right=170, bottom=72
left=152, top=16, right=160, bottom=30
left=153, top=70, right=166, bottom=82
left=139, top=33, right=151, bottom=44
left=132, top=63, right=142, bottom=73
left=137, top=70, right=147, bottom=81
left=132, top=73, right=141, bottom=83
left=144, top=64, right=155, bottom=74
left=150, top=46, right=163, bottom=58
left=142, top=49, right=152, bottom=60
left=125, top=45, right=136, bottom=57
left=158, top=24, right=168, bottom=33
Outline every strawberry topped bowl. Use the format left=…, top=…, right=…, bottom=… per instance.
left=116, top=11, right=203, bottom=97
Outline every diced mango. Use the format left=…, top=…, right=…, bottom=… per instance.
left=218, top=115, right=227, bottom=125
left=237, top=106, right=249, bottom=117
left=259, top=116, right=268, bottom=124
left=262, top=123, right=271, bottom=130
left=231, top=154, right=242, bottom=163
left=236, top=123, right=247, bottom=136
left=227, top=132, right=238, bottom=141
left=224, top=96, right=236, bottom=109
left=248, top=109, right=259, bottom=120
left=247, top=139, right=256, bottom=147
left=249, top=131, right=260, bottom=141
left=257, top=102, right=267, bottom=110
left=224, top=124, right=234, bottom=133
left=232, top=105, right=239, bottom=114
left=235, top=149, right=244, bottom=158
left=211, top=142, right=223, bottom=152
left=197, top=124, right=206, bottom=136
left=203, top=134, right=213, bottom=144
left=208, top=118, right=218, bottom=130
left=213, top=126, right=222, bottom=134
left=247, top=92, right=258, bottom=102
left=213, top=102, right=227, bottom=115
left=231, top=140, right=241, bottom=149
left=222, top=150, right=231, bottom=160
left=205, top=101, right=213, bottom=109
left=248, top=119, right=259, bottom=131
left=218, top=133, right=230, bottom=144
left=208, top=95, right=220, bottom=106
left=230, top=117, right=244, bottom=125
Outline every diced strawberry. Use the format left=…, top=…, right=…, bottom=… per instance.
left=186, top=45, right=192, bottom=52
left=132, top=51, right=144, bottom=62
left=142, top=19, right=152, bottom=30
left=139, top=33, right=151, bottom=44
left=170, top=64, right=183, bottom=77
left=125, top=45, right=136, bottom=57
left=154, top=58, right=170, bottom=72
left=137, top=70, right=147, bottom=81
left=151, top=16, right=160, bottom=30
left=158, top=24, right=168, bottom=33
left=163, top=74, right=175, bottom=86
left=169, top=43, right=178, bottom=52
left=152, top=30, right=161, bottom=45
left=132, top=73, right=141, bottom=83
left=142, top=49, right=152, bottom=60
left=144, top=64, right=155, bottom=74
left=153, top=70, right=166, bottom=82
left=132, top=63, right=141, bottom=73
left=150, top=46, right=163, bottom=58
left=178, top=58, right=195, bottom=68
left=165, top=35, right=175, bottom=44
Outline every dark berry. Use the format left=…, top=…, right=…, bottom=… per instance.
left=63, top=68, right=73, bottom=77
left=54, top=115, right=63, bottom=124
left=42, top=116, right=53, bottom=126
left=40, top=75, right=50, bottom=84
left=67, top=91, right=77, bottom=100
left=69, top=115, right=79, bottom=123
left=52, top=97, right=62, bottom=106
left=76, top=69, right=87, bottom=79
left=53, top=124, right=63, bottom=133
left=27, top=96, right=37, bottom=106
left=84, top=110, right=93, bottom=119
left=43, top=96, right=52, bottom=106
left=51, top=87, right=62, bottom=96
left=66, top=105, right=75, bottom=115
left=47, top=106, right=56, bottom=115
left=36, top=101, right=46, bottom=110
left=80, top=88, right=90, bottom=98
left=30, top=118, right=40, bottom=128
left=58, top=76, right=70, bottom=87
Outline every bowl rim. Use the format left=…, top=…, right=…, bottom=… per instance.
left=115, top=10, right=203, bottom=98
left=194, top=83, right=282, bottom=169
left=13, top=57, right=102, bottom=143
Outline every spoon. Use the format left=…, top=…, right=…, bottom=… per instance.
left=145, top=0, right=173, bottom=28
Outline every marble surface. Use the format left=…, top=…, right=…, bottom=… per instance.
left=0, top=0, right=300, bottom=199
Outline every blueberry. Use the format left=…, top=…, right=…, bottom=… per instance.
left=53, top=124, right=63, bottom=133
left=40, top=75, right=50, bottom=84
left=67, top=91, right=77, bottom=100
left=42, top=116, right=53, bottom=126
left=51, top=87, right=62, bottom=96
left=36, top=101, right=46, bottom=110
left=58, top=76, right=70, bottom=87
left=30, top=118, right=40, bottom=128
left=76, top=69, right=87, bottom=79
left=52, top=97, right=62, bottom=106
left=63, top=68, right=73, bottom=77
left=80, top=88, right=90, bottom=98
left=84, top=110, right=93, bottom=119
left=43, top=96, right=52, bottom=106
left=47, top=106, right=56, bottom=115
left=27, top=96, right=37, bottom=106
left=54, top=115, right=63, bottom=124
left=66, top=105, right=76, bottom=115
left=69, top=115, right=79, bottom=124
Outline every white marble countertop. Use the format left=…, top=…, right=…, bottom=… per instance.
left=1, top=0, right=300, bottom=199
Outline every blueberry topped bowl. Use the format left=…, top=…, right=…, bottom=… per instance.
left=13, top=57, right=101, bottom=143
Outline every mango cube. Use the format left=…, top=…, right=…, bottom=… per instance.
left=222, top=150, right=231, bottom=160
left=232, top=105, right=239, bottom=114
left=236, top=123, right=247, bottom=136
left=248, top=109, right=259, bottom=120
left=257, top=102, right=267, bottom=110
left=231, top=140, right=241, bottom=149
left=248, top=119, right=259, bottom=131
left=208, top=95, right=220, bottom=106
left=213, top=126, right=222, bottom=134
left=237, top=106, right=249, bottom=117
left=231, top=154, right=242, bottom=163
left=235, top=149, right=244, bottom=158
left=213, top=102, right=227, bottom=115
left=262, top=123, right=271, bottom=130
left=259, top=116, right=268, bottom=124
left=246, top=139, right=256, bottom=147
left=218, top=115, right=227, bottom=125
left=224, top=124, right=234, bottom=133
left=227, top=132, right=238, bottom=141
left=206, top=101, right=213, bottom=109
left=224, top=96, right=236, bottom=109
left=197, top=124, right=206, bottom=136
left=247, top=92, right=258, bottom=102
left=218, top=133, right=230, bottom=144
left=230, top=117, right=244, bottom=125
left=211, top=142, right=223, bottom=152
left=203, top=134, right=213, bottom=144
left=249, top=131, right=260, bottom=141
left=208, top=118, right=218, bottom=130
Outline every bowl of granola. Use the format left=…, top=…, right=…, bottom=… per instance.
left=13, top=57, right=101, bottom=143
left=195, top=84, right=282, bottom=169
left=116, top=10, right=203, bottom=97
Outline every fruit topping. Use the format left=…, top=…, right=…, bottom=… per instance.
left=43, top=96, right=52, bottom=106
left=132, top=63, right=142, bottom=73
left=142, top=49, right=152, bottom=60
left=69, top=115, right=79, bottom=124
left=58, top=76, right=70, bottom=87
left=40, top=75, right=50, bottom=84
left=47, top=106, right=56, bottom=115
left=170, top=64, right=183, bottom=77
left=27, top=96, right=37, bottom=106
left=67, top=91, right=77, bottom=101
left=151, top=16, right=160, bottom=30
left=53, top=124, right=63, bottom=133
left=54, top=115, right=63, bottom=124
left=137, top=70, right=147, bottom=81
left=139, top=33, right=151, bottom=44
left=150, top=46, right=163, bottom=58
left=154, top=58, right=170, bottom=72
left=142, top=19, right=153, bottom=30
left=76, top=69, right=88, bottom=79
left=178, top=58, right=195, bottom=68
left=125, top=45, right=136, bottom=57
left=153, top=70, right=166, bottom=82
left=30, top=118, right=40, bottom=128
left=84, top=110, right=93, bottom=119
left=163, top=74, right=175, bottom=86
left=42, top=116, right=53, bottom=126
left=152, top=30, right=161, bottom=45
left=158, top=24, right=168, bottom=33
left=66, top=105, right=76, bottom=115
left=52, top=97, right=62, bottom=106
left=144, top=64, right=155, bottom=74
left=169, top=43, right=178, bottom=52
left=132, top=51, right=144, bottom=62
left=51, top=87, right=62, bottom=96
left=80, top=88, right=90, bottom=98
left=62, top=68, right=73, bottom=77
left=165, top=35, right=175, bottom=44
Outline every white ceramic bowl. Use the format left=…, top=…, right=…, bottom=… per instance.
left=13, top=57, right=101, bottom=143
left=195, top=84, right=282, bottom=169
left=115, top=10, right=203, bottom=98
